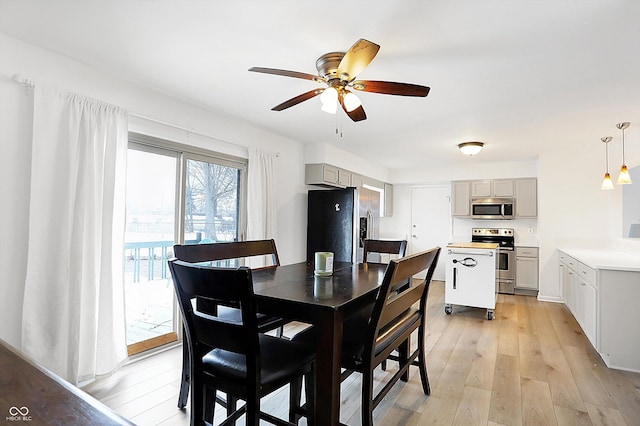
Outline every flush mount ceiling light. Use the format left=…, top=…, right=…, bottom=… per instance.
left=458, top=142, right=484, bottom=156
left=601, top=136, right=614, bottom=190
left=616, top=122, right=632, bottom=184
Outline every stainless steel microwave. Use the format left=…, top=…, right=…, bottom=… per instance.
left=471, top=198, right=515, bottom=219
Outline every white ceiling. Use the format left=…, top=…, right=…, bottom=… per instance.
left=1, top=0, right=639, bottom=171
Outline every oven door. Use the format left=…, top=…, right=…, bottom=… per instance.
left=497, top=248, right=515, bottom=279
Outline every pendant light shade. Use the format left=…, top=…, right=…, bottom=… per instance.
left=616, top=122, right=632, bottom=184
left=458, top=141, right=484, bottom=156
left=601, top=136, right=614, bottom=190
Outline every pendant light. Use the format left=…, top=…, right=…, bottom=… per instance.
left=616, top=122, right=632, bottom=184
left=601, top=136, right=614, bottom=190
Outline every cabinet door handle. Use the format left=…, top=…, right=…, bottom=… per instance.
left=453, top=267, right=457, bottom=289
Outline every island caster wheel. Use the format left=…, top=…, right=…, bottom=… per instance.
left=487, top=310, right=494, bottom=320
left=445, top=304, right=452, bottom=315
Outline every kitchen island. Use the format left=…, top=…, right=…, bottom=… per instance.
left=558, top=247, right=640, bottom=373
left=445, top=242, right=498, bottom=320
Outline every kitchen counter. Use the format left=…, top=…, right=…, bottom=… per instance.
left=558, top=247, right=640, bottom=372
left=447, top=242, right=499, bottom=250
left=558, top=247, right=640, bottom=272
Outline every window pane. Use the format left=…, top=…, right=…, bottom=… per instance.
left=184, top=159, right=240, bottom=244
left=124, top=148, right=177, bottom=348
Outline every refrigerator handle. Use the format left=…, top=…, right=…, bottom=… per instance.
left=367, top=210, right=374, bottom=239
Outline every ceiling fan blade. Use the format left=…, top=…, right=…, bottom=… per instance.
left=249, top=67, right=325, bottom=83
left=352, top=80, right=430, bottom=97
left=271, top=89, right=324, bottom=111
left=337, top=39, right=380, bottom=80
left=340, top=95, right=367, bottom=122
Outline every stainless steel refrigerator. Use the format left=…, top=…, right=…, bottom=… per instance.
left=306, top=187, right=380, bottom=264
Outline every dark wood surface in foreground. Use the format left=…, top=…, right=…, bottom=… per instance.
left=0, top=339, right=132, bottom=425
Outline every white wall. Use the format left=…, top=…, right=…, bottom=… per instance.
left=0, top=34, right=315, bottom=346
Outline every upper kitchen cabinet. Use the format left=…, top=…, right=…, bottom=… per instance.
left=471, top=179, right=514, bottom=198
left=306, top=163, right=362, bottom=188
left=514, top=178, right=537, bottom=218
left=451, top=181, right=471, bottom=216
left=451, top=177, right=537, bottom=218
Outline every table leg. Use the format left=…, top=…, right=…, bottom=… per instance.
left=314, top=310, right=344, bottom=426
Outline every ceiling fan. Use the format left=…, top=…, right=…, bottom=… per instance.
left=248, top=39, right=430, bottom=122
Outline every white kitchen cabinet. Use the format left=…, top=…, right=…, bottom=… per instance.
left=452, top=178, right=536, bottom=218
left=471, top=179, right=514, bottom=198
left=515, top=246, right=538, bottom=292
left=515, top=178, right=537, bottom=217
left=338, top=169, right=351, bottom=186
left=305, top=163, right=340, bottom=186
left=492, top=179, right=515, bottom=197
left=558, top=249, right=640, bottom=372
left=566, top=266, right=578, bottom=315
left=451, top=181, right=471, bottom=216
left=351, top=174, right=363, bottom=187
left=471, top=180, right=491, bottom=197
left=305, top=163, right=358, bottom=188
left=560, top=253, right=579, bottom=316
left=577, top=272, right=598, bottom=348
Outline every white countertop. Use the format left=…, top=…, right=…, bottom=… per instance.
left=558, top=247, right=640, bottom=272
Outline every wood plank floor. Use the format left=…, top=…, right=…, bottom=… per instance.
left=83, top=281, right=640, bottom=425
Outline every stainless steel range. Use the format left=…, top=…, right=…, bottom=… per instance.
left=472, top=228, right=515, bottom=294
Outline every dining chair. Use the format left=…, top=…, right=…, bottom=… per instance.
left=362, top=238, right=409, bottom=371
left=173, top=239, right=290, bottom=409
left=168, top=259, right=315, bottom=426
left=293, top=246, right=441, bottom=426
left=362, top=239, right=407, bottom=264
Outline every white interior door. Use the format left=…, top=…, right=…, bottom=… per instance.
left=410, top=185, right=451, bottom=281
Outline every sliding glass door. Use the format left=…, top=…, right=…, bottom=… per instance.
left=123, top=136, right=246, bottom=355
left=124, top=145, right=179, bottom=354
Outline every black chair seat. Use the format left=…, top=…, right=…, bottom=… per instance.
left=203, top=335, right=315, bottom=385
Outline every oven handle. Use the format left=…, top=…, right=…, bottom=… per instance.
left=448, top=249, right=494, bottom=256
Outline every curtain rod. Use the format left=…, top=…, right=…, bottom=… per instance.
left=12, top=74, right=34, bottom=87
left=128, top=112, right=280, bottom=157
left=129, top=111, right=243, bottom=150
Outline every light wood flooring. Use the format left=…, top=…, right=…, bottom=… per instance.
left=83, top=281, right=640, bottom=425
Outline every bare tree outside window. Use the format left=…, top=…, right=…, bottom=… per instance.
left=185, top=159, right=240, bottom=243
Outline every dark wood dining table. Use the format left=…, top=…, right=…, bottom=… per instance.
left=250, top=261, right=388, bottom=426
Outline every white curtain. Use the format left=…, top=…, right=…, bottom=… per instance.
left=21, top=86, right=128, bottom=384
left=246, top=148, right=277, bottom=265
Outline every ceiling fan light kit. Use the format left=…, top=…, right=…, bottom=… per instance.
left=458, top=141, right=484, bottom=156
left=249, top=38, right=430, bottom=122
